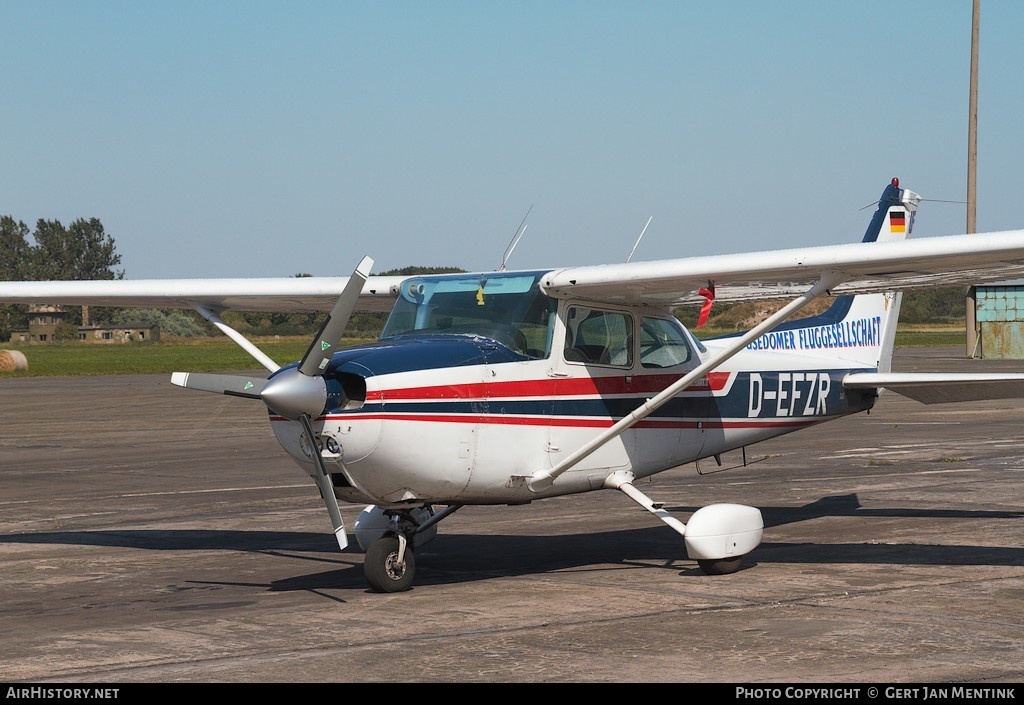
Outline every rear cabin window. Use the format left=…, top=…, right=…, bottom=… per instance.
left=640, top=317, right=694, bottom=368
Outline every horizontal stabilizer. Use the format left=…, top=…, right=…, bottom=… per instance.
left=843, top=372, right=1024, bottom=404
left=170, top=372, right=266, bottom=399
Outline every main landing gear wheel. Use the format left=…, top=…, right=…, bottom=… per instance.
left=697, top=556, right=745, bottom=575
left=364, top=536, right=416, bottom=593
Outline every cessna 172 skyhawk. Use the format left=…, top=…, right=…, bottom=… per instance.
left=5, top=179, right=1024, bottom=592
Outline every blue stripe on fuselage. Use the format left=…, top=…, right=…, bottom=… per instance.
left=327, top=369, right=874, bottom=421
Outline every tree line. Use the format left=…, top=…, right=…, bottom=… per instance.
left=1, top=216, right=123, bottom=340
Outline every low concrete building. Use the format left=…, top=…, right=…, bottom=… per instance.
left=9, top=304, right=159, bottom=344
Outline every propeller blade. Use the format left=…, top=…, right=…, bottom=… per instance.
left=171, top=372, right=266, bottom=399
left=300, top=414, right=349, bottom=551
left=298, top=256, right=374, bottom=377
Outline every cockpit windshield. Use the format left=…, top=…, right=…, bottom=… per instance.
left=379, top=271, right=555, bottom=359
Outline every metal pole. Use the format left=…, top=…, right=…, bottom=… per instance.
left=965, top=0, right=980, bottom=357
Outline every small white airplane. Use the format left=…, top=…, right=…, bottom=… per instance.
left=5, top=178, right=1024, bottom=592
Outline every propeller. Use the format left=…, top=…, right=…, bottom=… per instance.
left=259, top=255, right=373, bottom=420
left=171, top=255, right=375, bottom=552
left=259, top=255, right=373, bottom=551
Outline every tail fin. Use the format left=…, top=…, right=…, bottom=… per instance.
left=763, top=179, right=921, bottom=370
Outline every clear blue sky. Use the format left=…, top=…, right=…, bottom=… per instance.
left=2, top=1, right=1021, bottom=279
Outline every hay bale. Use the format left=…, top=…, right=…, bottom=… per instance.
left=0, top=350, right=28, bottom=372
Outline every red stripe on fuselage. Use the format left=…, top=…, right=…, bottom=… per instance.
left=364, top=371, right=731, bottom=402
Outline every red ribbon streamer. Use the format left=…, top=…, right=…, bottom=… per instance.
left=696, top=282, right=715, bottom=328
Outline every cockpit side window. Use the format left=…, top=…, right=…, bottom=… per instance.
left=564, top=306, right=633, bottom=367
left=639, top=316, right=694, bottom=368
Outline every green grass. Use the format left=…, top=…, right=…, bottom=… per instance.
left=0, top=325, right=968, bottom=378
left=0, top=337, right=373, bottom=377
left=892, top=328, right=967, bottom=347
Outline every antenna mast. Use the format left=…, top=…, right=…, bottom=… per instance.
left=626, top=216, right=653, bottom=263
left=499, top=204, right=533, bottom=271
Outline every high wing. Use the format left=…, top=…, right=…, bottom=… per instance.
left=9, top=230, right=1024, bottom=312
left=531, top=212, right=1024, bottom=412
left=539, top=228, right=1024, bottom=307
left=0, top=275, right=406, bottom=313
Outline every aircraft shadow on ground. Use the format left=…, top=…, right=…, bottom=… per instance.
left=0, top=529, right=339, bottom=553
left=712, top=492, right=1024, bottom=527
left=2, top=493, right=1021, bottom=592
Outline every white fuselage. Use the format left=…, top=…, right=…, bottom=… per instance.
left=270, top=336, right=872, bottom=508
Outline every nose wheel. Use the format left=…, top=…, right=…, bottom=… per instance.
left=364, top=535, right=416, bottom=593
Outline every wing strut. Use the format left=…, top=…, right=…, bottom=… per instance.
left=194, top=304, right=281, bottom=373
left=527, top=271, right=847, bottom=493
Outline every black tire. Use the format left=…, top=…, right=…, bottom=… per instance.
left=364, top=536, right=416, bottom=593
left=697, top=556, right=744, bottom=575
